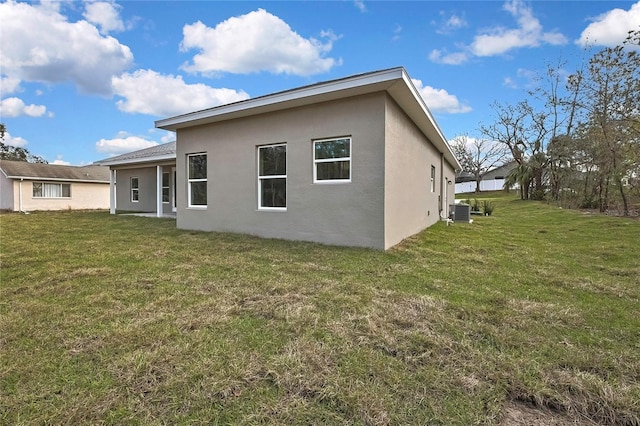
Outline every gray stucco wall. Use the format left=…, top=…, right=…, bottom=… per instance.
left=384, top=95, right=444, bottom=248
left=0, top=173, right=14, bottom=210
left=176, top=92, right=387, bottom=249
left=115, top=167, right=157, bottom=213
left=114, top=165, right=175, bottom=213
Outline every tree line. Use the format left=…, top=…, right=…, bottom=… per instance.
left=454, top=30, right=639, bottom=216
left=0, top=123, right=48, bottom=164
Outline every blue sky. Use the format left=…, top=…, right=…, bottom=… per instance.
left=1, top=0, right=639, bottom=165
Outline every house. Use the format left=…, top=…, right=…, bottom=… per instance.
left=0, top=160, right=110, bottom=212
left=97, top=67, right=461, bottom=250
left=94, top=141, right=177, bottom=216
left=455, top=161, right=518, bottom=194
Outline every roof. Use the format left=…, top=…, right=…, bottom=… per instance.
left=0, top=160, right=110, bottom=183
left=94, top=141, right=176, bottom=167
left=482, top=161, right=517, bottom=179
left=156, top=67, right=462, bottom=171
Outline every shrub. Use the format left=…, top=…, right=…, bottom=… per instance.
left=471, top=198, right=481, bottom=212
left=531, top=189, right=546, bottom=201
left=482, top=200, right=495, bottom=216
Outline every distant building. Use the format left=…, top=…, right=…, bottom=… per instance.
left=0, top=160, right=110, bottom=211
left=455, top=161, right=517, bottom=194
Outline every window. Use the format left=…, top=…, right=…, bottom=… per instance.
left=131, top=177, right=139, bottom=202
left=162, top=172, right=170, bottom=203
left=33, top=182, right=71, bottom=198
left=258, top=144, right=286, bottom=209
left=314, top=137, right=351, bottom=182
left=188, top=153, right=207, bottom=207
left=430, top=165, right=436, bottom=192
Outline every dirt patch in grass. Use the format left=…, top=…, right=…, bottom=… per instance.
left=501, top=400, right=595, bottom=425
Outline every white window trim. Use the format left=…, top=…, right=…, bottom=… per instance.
left=130, top=177, right=139, bottom=202
left=32, top=182, right=71, bottom=199
left=258, top=143, right=287, bottom=211
left=313, top=137, right=352, bottom=184
left=187, top=153, right=207, bottom=209
left=162, top=171, right=170, bottom=204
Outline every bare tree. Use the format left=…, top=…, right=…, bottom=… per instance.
left=567, top=31, right=640, bottom=215
left=479, top=101, right=550, bottom=199
left=451, top=134, right=507, bottom=193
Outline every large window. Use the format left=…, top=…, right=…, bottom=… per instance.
left=258, top=144, right=286, bottom=210
left=188, top=153, right=207, bottom=207
left=162, top=172, right=170, bottom=203
left=314, top=137, right=351, bottom=183
left=33, top=182, right=70, bottom=198
left=130, top=177, right=139, bottom=202
left=430, top=165, right=436, bottom=193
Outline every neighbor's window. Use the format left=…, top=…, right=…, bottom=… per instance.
left=258, top=144, right=286, bottom=210
left=33, top=182, right=71, bottom=198
left=430, top=165, right=436, bottom=192
left=188, top=153, right=207, bottom=207
left=162, top=172, right=170, bottom=203
left=131, top=177, right=139, bottom=202
left=314, top=137, right=351, bottom=182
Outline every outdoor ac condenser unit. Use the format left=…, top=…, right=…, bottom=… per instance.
left=450, top=203, right=470, bottom=223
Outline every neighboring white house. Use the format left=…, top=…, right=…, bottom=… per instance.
left=455, top=161, right=517, bottom=194
left=0, top=160, right=110, bottom=211
left=97, top=67, right=461, bottom=250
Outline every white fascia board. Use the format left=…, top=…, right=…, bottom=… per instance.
left=393, top=72, right=463, bottom=171
left=155, top=68, right=405, bottom=131
left=95, top=153, right=176, bottom=167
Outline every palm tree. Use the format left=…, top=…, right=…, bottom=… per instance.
left=504, top=161, right=533, bottom=199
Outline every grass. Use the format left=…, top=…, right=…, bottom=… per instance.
left=1, top=192, right=639, bottom=425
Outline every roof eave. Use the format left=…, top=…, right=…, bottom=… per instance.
left=95, top=153, right=176, bottom=167
left=3, top=176, right=109, bottom=183
left=154, top=66, right=462, bottom=171
left=155, top=67, right=406, bottom=131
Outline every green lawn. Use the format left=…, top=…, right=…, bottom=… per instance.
left=1, top=193, right=639, bottom=425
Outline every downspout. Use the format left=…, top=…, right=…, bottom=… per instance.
left=18, top=178, right=28, bottom=214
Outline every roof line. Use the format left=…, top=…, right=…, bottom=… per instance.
left=3, top=175, right=109, bottom=183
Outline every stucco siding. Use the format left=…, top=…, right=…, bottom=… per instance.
left=176, top=93, right=387, bottom=249
left=0, top=172, right=14, bottom=210
left=115, top=167, right=157, bottom=212
left=14, top=180, right=109, bottom=211
left=384, top=95, right=443, bottom=249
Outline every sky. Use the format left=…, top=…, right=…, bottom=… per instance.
left=1, top=0, right=639, bottom=166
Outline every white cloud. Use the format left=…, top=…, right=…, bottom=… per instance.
left=503, top=77, right=518, bottom=89
left=392, top=25, right=402, bottom=42
left=470, top=1, right=566, bottom=56
left=354, top=1, right=366, bottom=13
left=95, top=134, right=158, bottom=155
left=2, top=132, right=28, bottom=148
left=0, top=97, right=49, bottom=118
left=1, top=76, right=22, bottom=95
left=430, top=0, right=567, bottom=65
left=0, top=1, right=133, bottom=94
left=112, top=69, right=249, bottom=117
left=83, top=1, right=125, bottom=34
left=471, top=0, right=567, bottom=56
left=435, top=12, right=468, bottom=35
left=411, top=79, right=472, bottom=114
left=51, top=155, right=70, bottom=165
left=577, top=2, right=640, bottom=48
left=180, top=9, right=340, bottom=76
left=429, top=49, right=470, bottom=65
